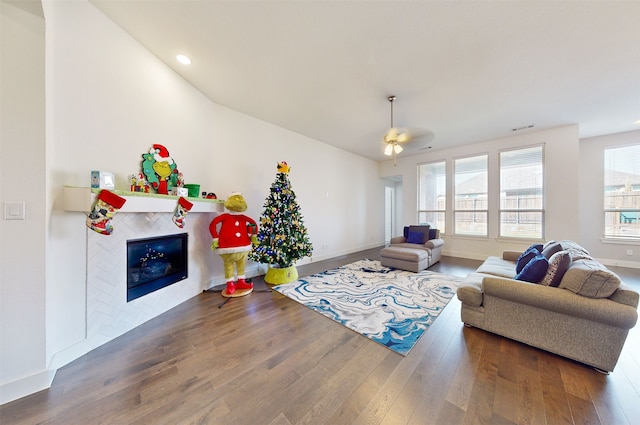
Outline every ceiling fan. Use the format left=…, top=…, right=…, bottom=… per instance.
left=383, top=95, right=410, bottom=164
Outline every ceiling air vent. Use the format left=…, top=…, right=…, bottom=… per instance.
left=512, top=124, right=535, bottom=132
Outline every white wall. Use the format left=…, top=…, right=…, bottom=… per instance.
left=0, top=1, right=49, bottom=403
left=380, top=125, right=583, bottom=260
left=0, top=0, right=384, bottom=404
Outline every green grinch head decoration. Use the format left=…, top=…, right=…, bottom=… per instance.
left=224, top=192, right=248, bottom=212
left=141, top=144, right=180, bottom=194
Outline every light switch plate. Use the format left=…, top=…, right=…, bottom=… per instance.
left=4, top=201, right=26, bottom=220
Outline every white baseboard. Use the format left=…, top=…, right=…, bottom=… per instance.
left=302, top=242, right=384, bottom=264
left=597, top=258, right=640, bottom=269
left=0, top=369, right=55, bottom=405
left=441, top=249, right=488, bottom=261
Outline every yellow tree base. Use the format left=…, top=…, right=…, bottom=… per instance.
left=264, top=265, right=298, bottom=285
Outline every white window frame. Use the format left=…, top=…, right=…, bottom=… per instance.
left=603, top=143, right=640, bottom=241
left=453, top=154, right=488, bottom=237
left=498, top=144, right=545, bottom=240
left=417, top=160, right=446, bottom=233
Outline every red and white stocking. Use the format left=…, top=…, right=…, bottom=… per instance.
left=172, top=197, right=194, bottom=228
left=86, top=190, right=127, bottom=235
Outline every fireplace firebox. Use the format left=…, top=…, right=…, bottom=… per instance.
left=126, top=233, right=188, bottom=302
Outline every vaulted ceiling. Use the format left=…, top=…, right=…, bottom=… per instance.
left=88, top=1, right=640, bottom=161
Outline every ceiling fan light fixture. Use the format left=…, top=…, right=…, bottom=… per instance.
left=382, top=95, right=410, bottom=162
left=384, top=143, right=394, bottom=156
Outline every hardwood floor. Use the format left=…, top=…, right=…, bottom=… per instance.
left=2, top=249, right=639, bottom=424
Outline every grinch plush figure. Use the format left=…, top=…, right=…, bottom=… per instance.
left=209, top=192, right=258, bottom=297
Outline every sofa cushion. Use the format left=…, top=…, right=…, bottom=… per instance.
left=558, top=240, right=592, bottom=262
left=385, top=242, right=430, bottom=252
left=380, top=246, right=429, bottom=262
left=559, top=258, right=621, bottom=298
left=516, top=246, right=541, bottom=273
left=476, top=256, right=517, bottom=278
left=514, top=254, right=549, bottom=283
left=429, top=228, right=437, bottom=240
left=407, top=231, right=425, bottom=244
left=539, top=250, right=572, bottom=287
left=558, top=240, right=590, bottom=254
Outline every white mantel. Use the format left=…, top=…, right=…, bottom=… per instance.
left=62, top=186, right=225, bottom=213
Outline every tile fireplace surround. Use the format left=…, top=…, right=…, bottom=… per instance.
left=61, top=188, right=244, bottom=357
left=86, top=212, right=214, bottom=349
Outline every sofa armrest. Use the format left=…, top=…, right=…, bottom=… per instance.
left=426, top=238, right=444, bottom=249
left=389, top=236, right=406, bottom=244
left=457, top=272, right=487, bottom=306
left=502, top=250, right=522, bottom=262
left=610, top=283, right=640, bottom=308
left=482, top=276, right=638, bottom=329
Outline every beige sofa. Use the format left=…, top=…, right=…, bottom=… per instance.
left=380, top=225, right=444, bottom=272
left=457, top=240, right=639, bottom=372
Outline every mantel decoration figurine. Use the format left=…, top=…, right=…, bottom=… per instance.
left=249, top=161, right=313, bottom=284
left=129, top=172, right=150, bottom=193
left=141, top=144, right=180, bottom=195
left=209, top=192, right=258, bottom=297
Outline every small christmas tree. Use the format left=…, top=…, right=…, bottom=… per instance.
left=250, top=162, right=313, bottom=271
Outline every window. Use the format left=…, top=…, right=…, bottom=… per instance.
left=604, top=144, right=640, bottom=239
left=454, top=154, right=487, bottom=236
left=418, top=161, right=446, bottom=232
left=499, top=145, right=544, bottom=239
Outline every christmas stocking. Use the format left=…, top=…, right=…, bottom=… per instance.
left=173, top=197, right=194, bottom=228
left=86, top=190, right=127, bottom=235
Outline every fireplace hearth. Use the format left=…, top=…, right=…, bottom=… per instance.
left=126, top=233, right=188, bottom=302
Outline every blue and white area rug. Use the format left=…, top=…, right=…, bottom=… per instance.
left=273, top=259, right=461, bottom=356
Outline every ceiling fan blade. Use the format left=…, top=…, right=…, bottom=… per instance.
left=396, top=132, right=411, bottom=143
left=384, top=128, right=399, bottom=143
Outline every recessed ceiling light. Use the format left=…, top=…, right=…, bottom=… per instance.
left=635, top=119, right=640, bottom=125
left=176, top=54, right=191, bottom=65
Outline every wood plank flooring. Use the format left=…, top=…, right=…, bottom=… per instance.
left=1, top=249, right=639, bottom=424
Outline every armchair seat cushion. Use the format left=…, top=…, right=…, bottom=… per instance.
left=380, top=246, right=429, bottom=262
left=380, top=246, right=430, bottom=273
